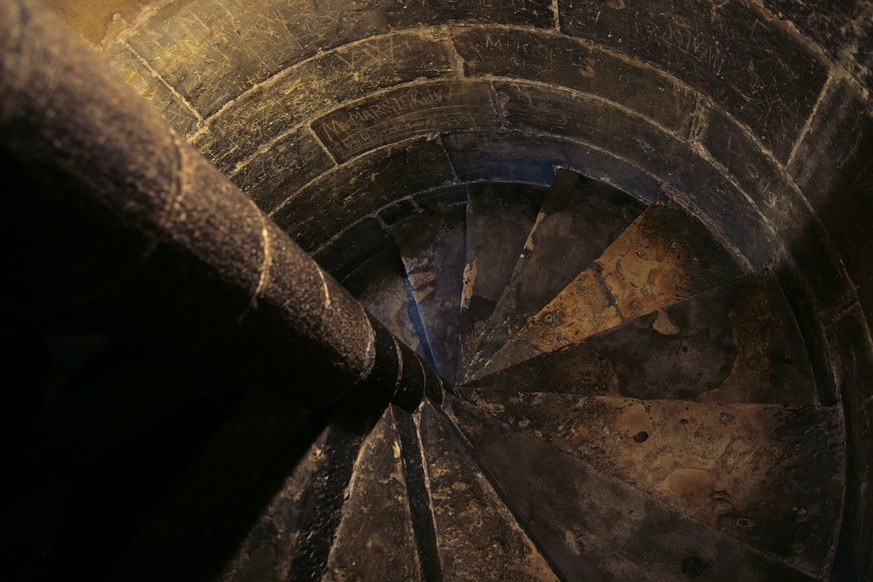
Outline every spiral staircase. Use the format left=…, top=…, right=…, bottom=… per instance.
left=2, top=0, right=872, bottom=580
left=215, top=168, right=840, bottom=581
left=2, top=166, right=847, bottom=581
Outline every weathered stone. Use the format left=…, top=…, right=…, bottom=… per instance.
left=125, top=0, right=553, bottom=118
left=270, top=138, right=456, bottom=252
left=453, top=26, right=697, bottom=134
left=312, top=217, right=392, bottom=281
left=459, top=392, right=844, bottom=576
left=229, top=126, right=335, bottom=214
left=103, top=44, right=201, bottom=138
left=192, top=31, right=458, bottom=171
left=459, top=183, right=547, bottom=376
left=467, top=169, right=647, bottom=380
left=394, top=205, right=467, bottom=382
left=414, top=185, right=469, bottom=211
left=441, top=131, right=663, bottom=200
left=762, top=0, right=871, bottom=88
left=828, top=306, right=873, bottom=580
left=559, top=0, right=829, bottom=161
left=466, top=272, right=818, bottom=407
left=417, top=402, right=559, bottom=581
left=383, top=0, right=555, bottom=29
left=448, top=397, right=816, bottom=581
left=325, top=408, right=420, bottom=582
left=789, top=79, right=873, bottom=318
left=113, top=389, right=312, bottom=581
left=313, top=80, right=498, bottom=162
left=481, top=197, right=744, bottom=376
left=492, top=81, right=777, bottom=267
left=702, top=107, right=851, bottom=313
left=378, top=197, right=421, bottom=226
left=125, top=0, right=391, bottom=117
left=774, top=265, right=839, bottom=407
left=218, top=422, right=329, bottom=581
left=343, top=246, right=435, bottom=367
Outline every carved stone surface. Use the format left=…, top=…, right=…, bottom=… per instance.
left=465, top=272, right=819, bottom=407
left=325, top=408, right=420, bottom=582
left=417, top=402, right=559, bottom=581
left=466, top=169, right=647, bottom=380
left=448, top=398, right=818, bottom=581
left=458, top=392, right=844, bottom=575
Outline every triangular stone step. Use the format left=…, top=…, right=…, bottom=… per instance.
left=343, top=245, right=435, bottom=368
left=462, top=272, right=818, bottom=405
left=416, top=401, right=559, bottom=581
left=472, top=198, right=745, bottom=379
left=324, top=407, right=420, bottom=581
left=394, top=206, right=467, bottom=381
left=456, top=391, right=843, bottom=577
left=446, top=397, right=818, bottom=581
left=459, top=183, right=547, bottom=382
left=216, top=412, right=363, bottom=582
left=463, top=170, right=648, bottom=382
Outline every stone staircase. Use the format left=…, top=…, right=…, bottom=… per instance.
left=220, top=168, right=843, bottom=581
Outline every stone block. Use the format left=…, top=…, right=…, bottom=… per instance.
left=414, top=185, right=469, bottom=211
left=442, top=130, right=661, bottom=201
left=384, top=0, right=554, bottom=29
left=703, top=108, right=852, bottom=311
left=313, top=217, right=393, bottom=280
left=559, top=0, right=829, bottom=161
left=827, top=306, right=873, bottom=580
left=230, top=126, right=335, bottom=213
left=789, top=80, right=873, bottom=317
left=270, top=138, right=456, bottom=251
left=103, top=44, right=201, bottom=138
left=763, top=0, right=871, bottom=88
left=312, top=80, right=498, bottom=162
left=378, top=197, right=420, bottom=226
left=453, top=26, right=696, bottom=135
left=494, top=81, right=775, bottom=265
left=192, top=31, right=457, bottom=171
left=127, top=0, right=553, bottom=117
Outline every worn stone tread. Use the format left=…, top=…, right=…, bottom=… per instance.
left=343, top=246, right=435, bottom=368
left=459, top=183, right=547, bottom=382
left=457, top=391, right=844, bottom=577
left=324, top=408, right=420, bottom=582
left=464, top=169, right=648, bottom=381
left=446, top=397, right=819, bottom=582
left=216, top=414, right=367, bottom=582
left=463, top=272, right=817, bottom=406
left=416, top=401, right=559, bottom=582
left=474, top=197, right=744, bottom=379
left=394, top=205, right=467, bottom=381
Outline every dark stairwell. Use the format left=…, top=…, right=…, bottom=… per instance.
left=1, top=0, right=872, bottom=580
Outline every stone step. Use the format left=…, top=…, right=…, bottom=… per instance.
left=394, top=205, right=467, bottom=381
left=343, top=245, right=436, bottom=368
left=447, top=397, right=820, bottom=581
left=417, top=400, right=560, bottom=581
left=454, top=391, right=843, bottom=577
left=458, top=182, right=547, bottom=382
left=324, top=407, right=420, bottom=581
left=473, top=197, right=744, bottom=379
left=464, top=169, right=648, bottom=381
left=462, top=272, right=818, bottom=406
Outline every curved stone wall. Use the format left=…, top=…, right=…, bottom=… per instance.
left=50, top=0, right=872, bottom=578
